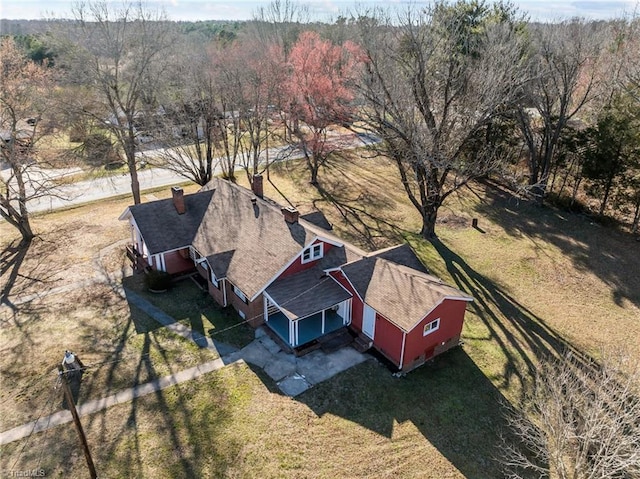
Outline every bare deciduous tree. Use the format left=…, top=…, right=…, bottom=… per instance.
left=0, top=37, right=55, bottom=244
left=57, top=0, right=174, bottom=204
left=516, top=20, right=601, bottom=203
left=501, top=350, right=640, bottom=479
left=355, top=1, right=531, bottom=238
left=150, top=37, right=219, bottom=186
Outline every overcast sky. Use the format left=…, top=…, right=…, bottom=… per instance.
left=0, top=0, right=636, bottom=23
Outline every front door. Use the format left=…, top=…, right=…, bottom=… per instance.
left=363, top=304, right=376, bottom=339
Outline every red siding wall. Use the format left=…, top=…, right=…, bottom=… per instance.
left=279, top=241, right=334, bottom=279
left=208, top=279, right=226, bottom=307
left=402, top=300, right=468, bottom=371
left=162, top=249, right=195, bottom=275
left=373, top=312, right=404, bottom=367
left=225, top=282, right=265, bottom=328
left=329, top=270, right=363, bottom=331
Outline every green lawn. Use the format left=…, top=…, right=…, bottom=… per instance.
left=123, top=274, right=255, bottom=348
left=2, top=152, right=638, bottom=478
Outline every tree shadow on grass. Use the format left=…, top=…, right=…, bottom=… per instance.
left=296, top=348, right=513, bottom=478
left=431, top=238, right=593, bottom=396
left=0, top=238, right=49, bottom=340
left=475, top=180, right=640, bottom=309
left=314, top=183, right=406, bottom=250
left=85, top=332, right=244, bottom=478
left=0, top=239, right=31, bottom=306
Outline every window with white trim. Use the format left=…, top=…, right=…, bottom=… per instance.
left=301, top=243, right=323, bottom=263
left=195, top=257, right=208, bottom=270
left=233, top=285, right=247, bottom=303
left=210, top=270, right=219, bottom=288
left=423, top=318, right=440, bottom=336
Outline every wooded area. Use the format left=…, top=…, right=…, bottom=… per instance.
left=3, top=1, right=640, bottom=243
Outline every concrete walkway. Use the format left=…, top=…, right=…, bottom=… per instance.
left=0, top=286, right=369, bottom=446
left=226, top=328, right=368, bottom=396
left=0, top=356, right=232, bottom=446
left=123, top=288, right=238, bottom=357
left=124, top=285, right=368, bottom=396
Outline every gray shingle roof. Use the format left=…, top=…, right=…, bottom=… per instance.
left=124, top=178, right=472, bottom=329
left=190, top=179, right=317, bottom=299
left=369, top=244, right=429, bottom=274
left=341, top=256, right=472, bottom=333
left=265, top=267, right=352, bottom=320
left=127, top=190, right=214, bottom=254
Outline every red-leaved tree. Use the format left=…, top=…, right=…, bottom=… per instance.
left=280, top=31, right=365, bottom=185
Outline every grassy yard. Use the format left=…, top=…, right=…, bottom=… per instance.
left=123, top=274, right=255, bottom=348
left=1, top=150, right=639, bottom=477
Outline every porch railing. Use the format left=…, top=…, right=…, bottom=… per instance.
left=126, top=244, right=149, bottom=272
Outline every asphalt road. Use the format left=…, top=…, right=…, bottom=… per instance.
left=2, top=132, right=380, bottom=214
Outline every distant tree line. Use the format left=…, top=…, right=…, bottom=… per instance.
left=4, top=0, right=640, bottom=244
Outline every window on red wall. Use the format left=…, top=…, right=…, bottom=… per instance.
left=302, top=242, right=323, bottom=263
left=233, top=285, right=248, bottom=303
left=423, top=318, right=440, bottom=336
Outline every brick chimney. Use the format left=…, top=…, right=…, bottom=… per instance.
left=251, top=174, right=264, bottom=199
left=281, top=206, right=299, bottom=224
left=171, top=186, right=185, bottom=214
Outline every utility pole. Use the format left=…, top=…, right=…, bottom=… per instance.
left=58, top=356, right=97, bottom=479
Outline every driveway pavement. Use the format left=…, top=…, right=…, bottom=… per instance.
left=227, top=327, right=368, bottom=396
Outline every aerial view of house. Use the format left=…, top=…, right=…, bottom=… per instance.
left=120, top=177, right=473, bottom=371
left=3, top=0, right=640, bottom=477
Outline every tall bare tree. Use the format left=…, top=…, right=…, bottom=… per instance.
left=0, top=37, right=55, bottom=244
left=57, top=0, right=174, bottom=204
left=516, top=20, right=601, bottom=203
left=150, top=36, right=219, bottom=186
left=235, top=38, right=284, bottom=186
left=355, top=1, right=531, bottom=238
left=501, top=350, right=640, bottom=479
left=252, top=0, right=310, bottom=57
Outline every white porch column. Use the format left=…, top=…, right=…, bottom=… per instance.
left=321, top=310, right=326, bottom=334
left=264, top=297, right=269, bottom=322
left=289, top=320, right=295, bottom=346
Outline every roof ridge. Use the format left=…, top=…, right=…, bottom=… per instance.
left=365, top=243, right=407, bottom=257
left=210, top=178, right=368, bottom=257
left=373, top=256, right=445, bottom=285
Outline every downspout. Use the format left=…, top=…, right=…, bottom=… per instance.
left=399, top=332, right=407, bottom=371
left=263, top=296, right=268, bottom=322
left=222, top=279, right=227, bottom=307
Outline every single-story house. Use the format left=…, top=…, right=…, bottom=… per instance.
left=119, top=176, right=473, bottom=372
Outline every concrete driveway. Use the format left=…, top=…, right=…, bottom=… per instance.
left=227, top=327, right=369, bottom=397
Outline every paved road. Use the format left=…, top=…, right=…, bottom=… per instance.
left=2, top=132, right=380, bottom=214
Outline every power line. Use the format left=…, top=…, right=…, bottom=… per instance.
left=35, top=375, right=60, bottom=471
left=9, top=376, right=58, bottom=472
left=58, top=275, right=336, bottom=375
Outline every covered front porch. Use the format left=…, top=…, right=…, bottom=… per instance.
left=266, top=306, right=349, bottom=347
left=263, top=267, right=352, bottom=348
